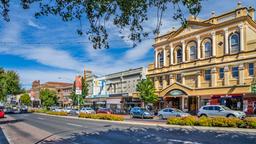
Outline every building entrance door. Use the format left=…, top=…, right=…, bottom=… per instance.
left=188, top=96, right=198, bottom=114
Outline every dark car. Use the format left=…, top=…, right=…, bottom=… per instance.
left=96, top=108, right=112, bottom=114
left=130, top=107, right=154, bottom=119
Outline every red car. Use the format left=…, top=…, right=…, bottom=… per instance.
left=0, top=109, right=5, bottom=118
left=96, top=108, right=112, bottom=114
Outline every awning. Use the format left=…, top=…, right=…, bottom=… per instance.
left=211, top=94, right=244, bottom=99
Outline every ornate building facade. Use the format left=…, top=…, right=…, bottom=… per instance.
left=147, top=3, right=256, bottom=114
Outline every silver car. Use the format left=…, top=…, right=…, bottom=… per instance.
left=197, top=105, right=246, bottom=119
left=158, top=108, right=190, bottom=119
left=79, top=107, right=95, bottom=114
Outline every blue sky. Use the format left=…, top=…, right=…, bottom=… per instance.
left=0, top=0, right=255, bottom=89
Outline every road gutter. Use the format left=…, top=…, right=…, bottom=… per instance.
left=35, top=113, right=256, bottom=133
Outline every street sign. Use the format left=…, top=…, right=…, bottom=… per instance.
left=75, top=88, right=82, bottom=95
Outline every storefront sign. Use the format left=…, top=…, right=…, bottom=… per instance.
left=168, top=90, right=186, bottom=96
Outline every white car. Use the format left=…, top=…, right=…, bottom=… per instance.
left=63, top=107, right=72, bottom=113
left=158, top=108, right=190, bottom=119
left=79, top=107, right=95, bottom=114
left=53, top=107, right=64, bottom=112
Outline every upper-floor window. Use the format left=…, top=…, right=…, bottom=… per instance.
left=219, top=68, right=224, bottom=79
left=230, top=33, right=240, bottom=53
left=159, top=76, right=163, bottom=87
left=176, top=48, right=182, bottom=63
left=205, top=70, right=211, bottom=81
left=232, top=66, right=239, bottom=78
left=176, top=74, right=182, bottom=83
left=249, top=63, right=254, bottom=76
left=190, top=46, right=197, bottom=60
left=204, top=41, right=212, bottom=58
left=158, top=51, right=164, bottom=67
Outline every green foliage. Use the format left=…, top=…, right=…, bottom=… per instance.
left=79, top=113, right=124, bottom=121
left=46, top=111, right=68, bottom=116
left=39, top=89, right=58, bottom=109
left=0, top=1, right=203, bottom=49
left=81, top=76, right=89, bottom=98
left=167, top=116, right=256, bottom=128
left=0, top=68, right=22, bottom=101
left=136, top=78, right=158, bottom=104
left=20, top=93, right=31, bottom=106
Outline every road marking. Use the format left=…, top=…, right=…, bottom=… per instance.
left=38, top=117, right=45, bottom=120
left=66, top=123, right=83, bottom=127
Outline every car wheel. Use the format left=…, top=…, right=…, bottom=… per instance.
left=227, top=114, right=236, bottom=118
left=200, top=114, right=207, bottom=118
left=159, top=115, right=164, bottom=120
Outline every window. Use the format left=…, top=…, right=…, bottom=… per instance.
left=208, top=106, right=214, bottom=111
left=205, top=70, right=211, bottom=81
left=230, top=33, right=240, bottom=53
left=176, top=74, right=182, bottom=83
left=204, top=41, right=212, bottom=58
left=159, top=76, right=163, bottom=86
left=214, top=106, right=221, bottom=111
left=219, top=68, right=224, bottom=79
left=232, top=66, right=239, bottom=78
left=203, top=106, right=209, bottom=110
left=249, top=63, right=254, bottom=76
left=177, top=48, right=182, bottom=63
left=158, top=51, right=164, bottom=67
left=190, top=46, right=197, bottom=60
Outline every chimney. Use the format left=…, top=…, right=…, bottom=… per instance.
left=248, top=6, right=255, bottom=20
left=237, top=1, right=242, bottom=9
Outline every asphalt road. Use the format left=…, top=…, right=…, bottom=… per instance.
left=3, top=113, right=256, bottom=144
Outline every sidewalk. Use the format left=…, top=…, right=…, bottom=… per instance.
left=36, top=113, right=256, bottom=133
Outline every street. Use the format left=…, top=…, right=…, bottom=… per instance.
left=0, top=113, right=255, bottom=144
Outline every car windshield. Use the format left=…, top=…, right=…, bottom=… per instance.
left=221, top=106, right=231, bottom=110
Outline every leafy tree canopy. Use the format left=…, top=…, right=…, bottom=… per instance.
left=39, top=88, right=58, bottom=108
left=20, top=93, right=31, bottom=106
left=136, top=77, right=158, bottom=105
left=0, top=0, right=202, bottom=49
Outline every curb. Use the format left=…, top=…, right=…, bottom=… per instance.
left=34, top=113, right=256, bottom=133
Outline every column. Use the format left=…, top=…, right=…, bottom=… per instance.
left=155, top=49, right=158, bottom=68
left=154, top=77, right=159, bottom=91
left=181, top=74, right=186, bottom=85
left=211, top=67, right=217, bottom=87
left=239, top=64, right=245, bottom=85
left=197, top=36, right=201, bottom=59
left=211, top=31, right=216, bottom=56
left=224, top=66, right=229, bottom=86
left=197, top=72, right=201, bottom=88
left=224, top=28, right=229, bottom=54
left=239, top=24, right=245, bottom=51
left=181, top=97, right=185, bottom=111
left=163, top=48, right=166, bottom=67
left=163, top=75, right=168, bottom=89
left=170, top=43, right=174, bottom=65
left=181, top=40, right=186, bottom=62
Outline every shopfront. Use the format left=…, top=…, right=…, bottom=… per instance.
left=243, top=94, right=256, bottom=114
left=210, top=94, right=243, bottom=111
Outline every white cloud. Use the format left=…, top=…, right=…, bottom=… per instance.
left=28, top=20, right=46, bottom=30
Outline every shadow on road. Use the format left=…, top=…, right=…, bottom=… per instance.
left=0, top=118, right=24, bottom=125
left=0, top=127, right=9, bottom=144
left=38, top=126, right=256, bottom=144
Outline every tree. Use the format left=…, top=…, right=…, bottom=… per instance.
left=0, top=1, right=203, bottom=49
left=82, top=76, right=89, bottom=98
left=70, top=76, right=88, bottom=106
left=20, top=93, right=31, bottom=106
left=39, top=89, right=58, bottom=109
left=0, top=68, right=22, bottom=102
left=136, top=77, right=158, bottom=107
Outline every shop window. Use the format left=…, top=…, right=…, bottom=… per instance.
left=229, top=33, right=240, bottom=54
left=219, top=68, right=224, bottom=79
left=190, top=46, right=197, bottom=60
left=176, top=48, right=182, bottom=63
left=176, top=74, right=182, bottom=83
left=232, top=66, right=239, bottom=78
left=205, top=70, right=211, bottom=81
left=249, top=63, right=254, bottom=76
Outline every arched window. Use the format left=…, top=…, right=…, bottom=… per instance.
left=190, top=46, right=197, bottom=60
left=176, top=48, right=182, bottom=63
left=230, top=33, right=240, bottom=53
left=204, top=41, right=212, bottom=58
left=158, top=51, right=164, bottom=67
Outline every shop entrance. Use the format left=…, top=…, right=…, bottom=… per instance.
left=188, top=96, right=198, bottom=114
left=164, top=97, right=182, bottom=109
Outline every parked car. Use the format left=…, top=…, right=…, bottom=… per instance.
left=12, top=106, right=21, bottom=114
left=20, top=106, right=28, bottom=113
left=158, top=108, right=190, bottom=119
left=96, top=108, right=112, bottom=114
left=80, top=107, right=96, bottom=114
left=0, top=109, right=5, bottom=118
left=53, top=107, right=64, bottom=112
left=4, top=106, right=12, bottom=114
left=130, top=107, right=154, bottom=119
left=69, top=108, right=79, bottom=115
left=197, top=105, right=246, bottom=119
left=63, top=107, right=72, bottom=113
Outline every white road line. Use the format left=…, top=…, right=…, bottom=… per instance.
left=37, top=117, right=45, bottom=120
left=66, top=123, right=83, bottom=127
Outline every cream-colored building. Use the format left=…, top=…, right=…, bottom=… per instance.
left=147, top=3, right=256, bottom=114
